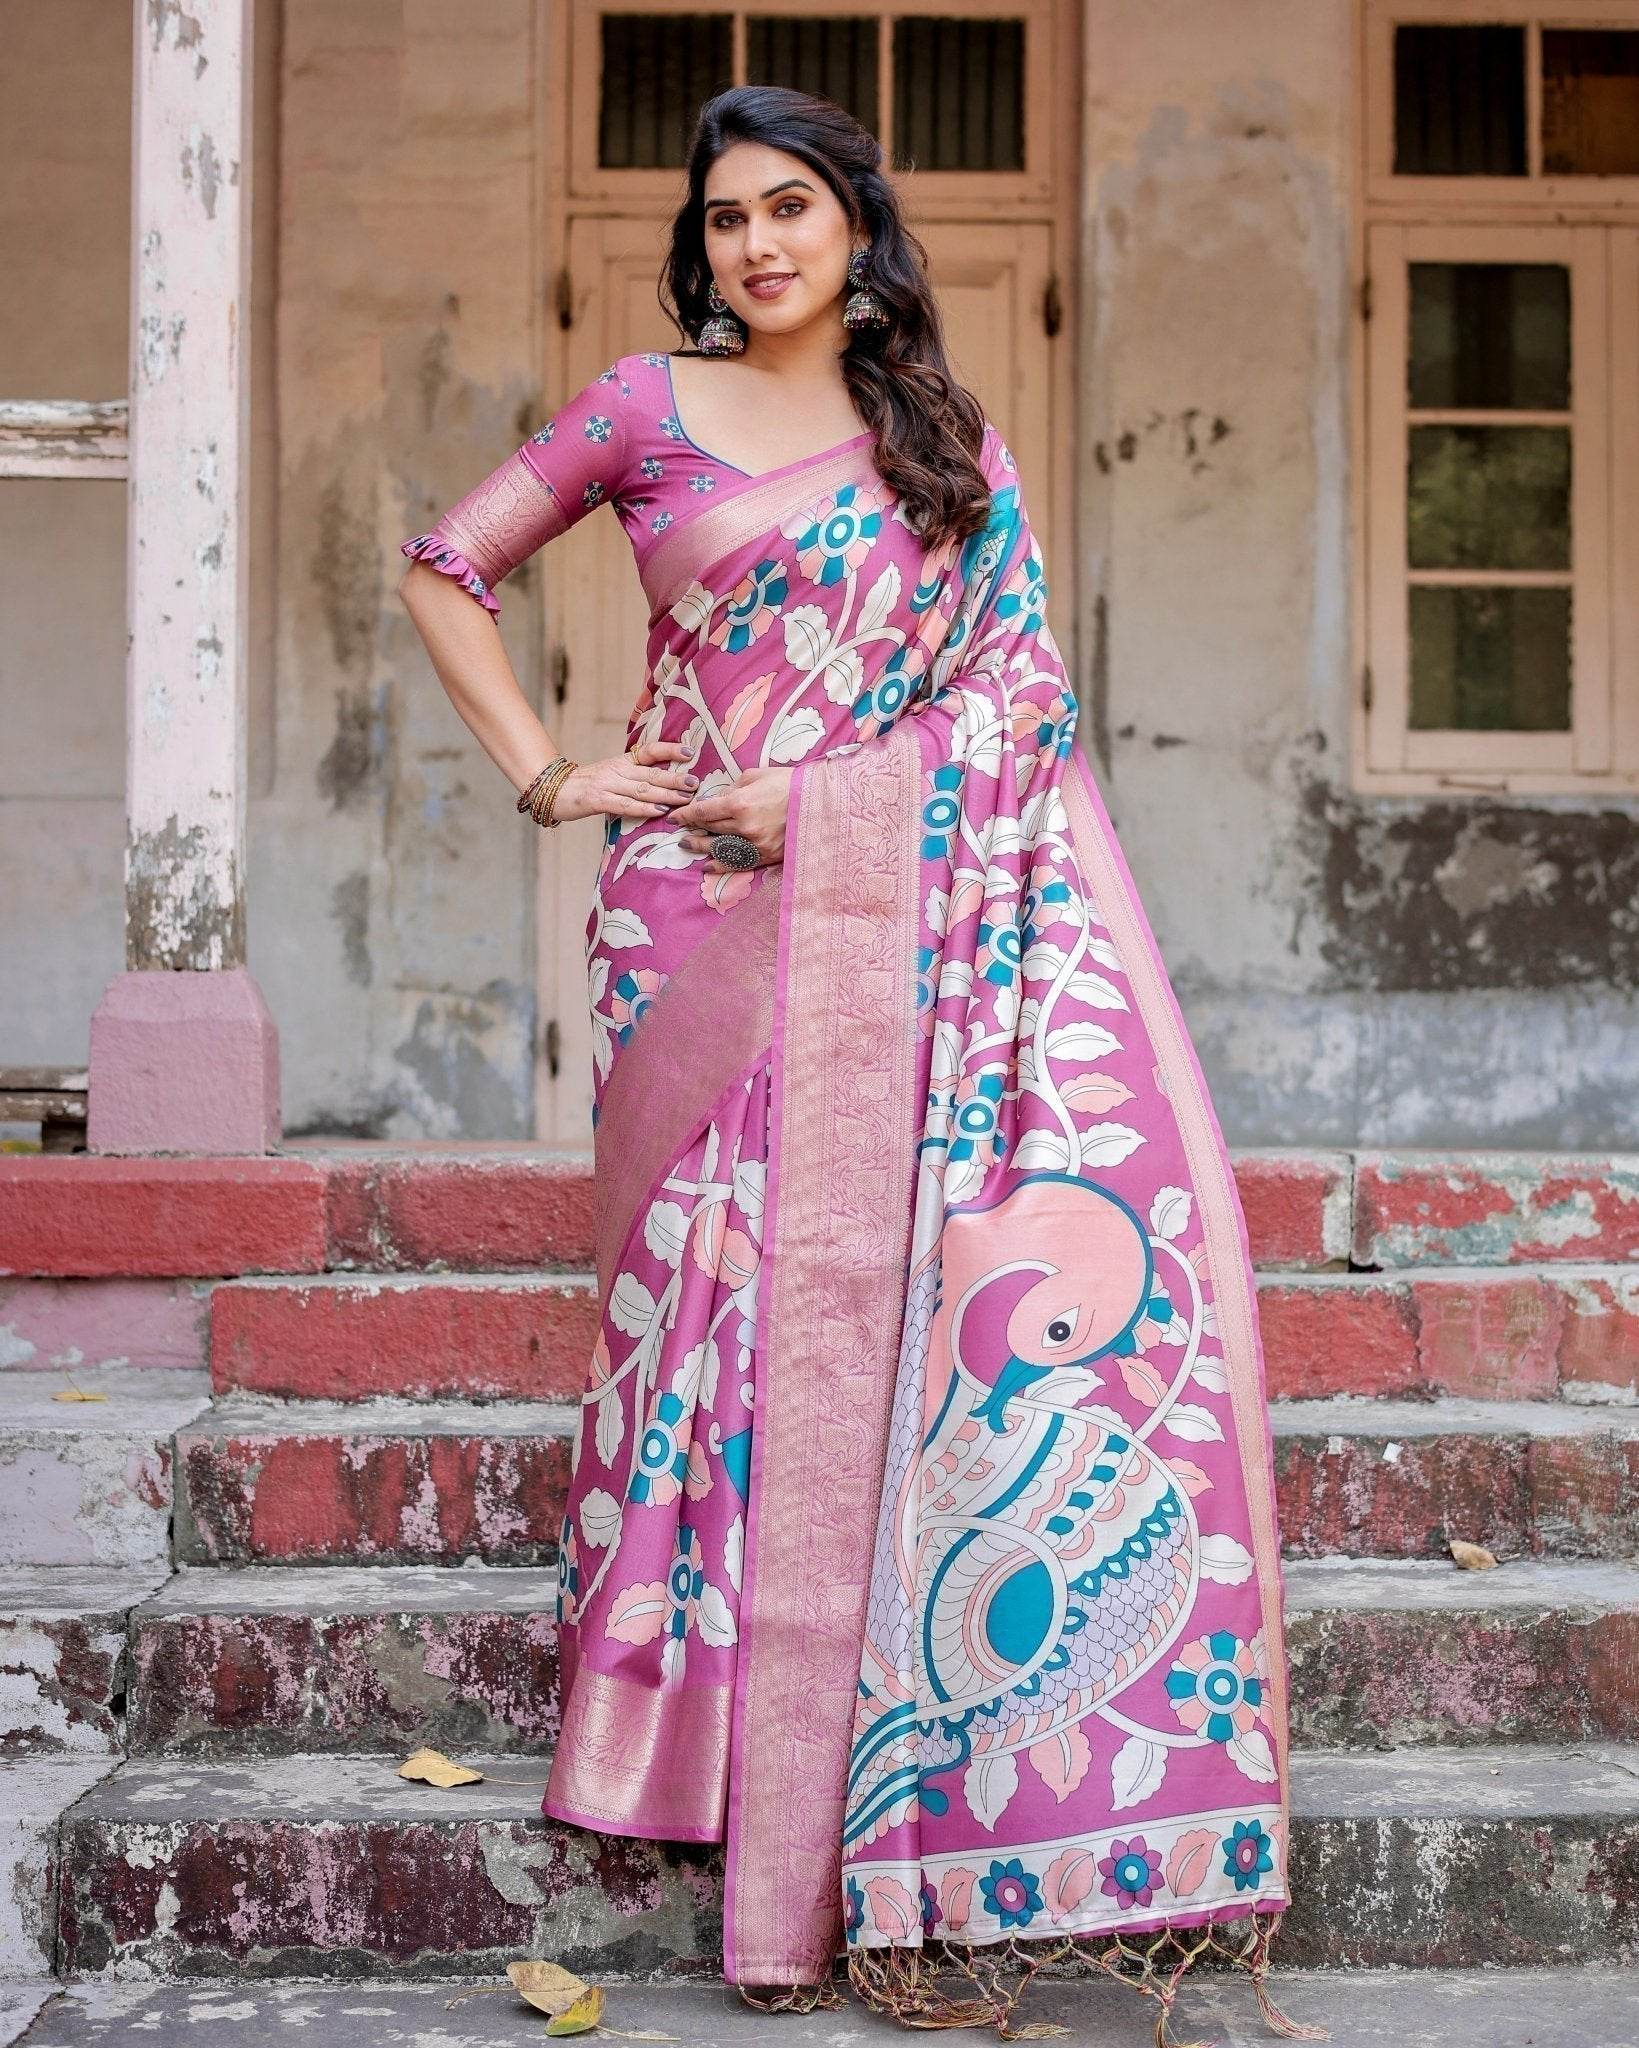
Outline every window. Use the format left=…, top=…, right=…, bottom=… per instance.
left=1358, top=2, right=1639, bottom=792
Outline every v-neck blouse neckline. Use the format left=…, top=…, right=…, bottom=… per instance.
left=663, top=354, right=874, bottom=487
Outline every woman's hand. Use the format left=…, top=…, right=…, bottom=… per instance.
left=670, top=764, right=794, bottom=870
left=549, top=736, right=697, bottom=824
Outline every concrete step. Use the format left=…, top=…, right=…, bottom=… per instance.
left=0, top=1368, right=211, bottom=1567
left=51, top=1742, right=1639, bottom=1978
left=1273, top=1395, right=1639, bottom=1559
left=0, top=1567, right=171, bottom=1756
left=1284, top=1556, right=1639, bottom=1746
left=173, top=1392, right=1638, bottom=1570
left=125, top=1556, right=1639, bottom=1757
left=1257, top=1268, right=1638, bottom=1403
left=210, top=1275, right=600, bottom=1402
left=128, top=1565, right=561, bottom=1757
left=1, top=1758, right=117, bottom=1976
left=12, top=1965, right=1639, bottom=2048
left=175, top=1397, right=573, bottom=1566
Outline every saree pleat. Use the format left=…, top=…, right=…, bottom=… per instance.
left=402, top=351, right=1321, bottom=2042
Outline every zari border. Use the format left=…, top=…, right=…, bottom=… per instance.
left=592, top=871, right=781, bottom=1303
left=723, top=718, right=926, bottom=1984
left=642, top=447, right=881, bottom=623
left=543, top=1656, right=732, bottom=1843
left=1059, top=745, right=1294, bottom=1853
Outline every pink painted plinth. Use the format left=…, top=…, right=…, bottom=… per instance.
left=88, top=968, right=281, bottom=1156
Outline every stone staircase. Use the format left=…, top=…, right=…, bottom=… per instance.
left=3, top=1145, right=1638, bottom=2029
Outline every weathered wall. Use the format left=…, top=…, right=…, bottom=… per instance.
left=1079, top=0, right=1639, bottom=1144
left=4, top=0, right=1634, bottom=1144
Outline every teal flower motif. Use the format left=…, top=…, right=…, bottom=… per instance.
left=786, top=482, right=884, bottom=587
left=996, top=548, right=1048, bottom=637
left=554, top=1511, right=580, bottom=1623
left=665, top=1523, right=705, bottom=1642
left=629, top=1389, right=691, bottom=1506
left=920, top=763, right=963, bottom=859
left=843, top=1874, right=866, bottom=1940
left=852, top=645, right=924, bottom=738
left=959, top=484, right=1019, bottom=585
left=914, top=943, right=940, bottom=1027
left=979, top=1858, right=1041, bottom=1929
left=710, top=559, right=788, bottom=654
left=1021, top=858, right=1074, bottom=942
left=1037, top=683, right=1078, bottom=759
left=1222, top=1819, right=1275, bottom=1892
left=949, top=1067, right=1009, bottom=1168
left=1166, top=1629, right=1265, bottom=1744
left=584, top=414, right=614, bottom=444
left=976, top=907, right=1025, bottom=987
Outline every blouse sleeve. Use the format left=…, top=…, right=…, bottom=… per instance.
left=399, top=361, right=632, bottom=616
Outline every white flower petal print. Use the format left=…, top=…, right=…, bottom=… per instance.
left=579, top=1486, right=622, bottom=1549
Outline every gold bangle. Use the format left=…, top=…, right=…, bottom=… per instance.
left=531, top=757, right=577, bottom=828
left=517, top=756, right=569, bottom=815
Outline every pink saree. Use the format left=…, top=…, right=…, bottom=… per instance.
left=401, top=352, right=1326, bottom=2045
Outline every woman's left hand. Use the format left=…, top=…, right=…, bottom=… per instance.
left=669, top=765, right=794, bottom=870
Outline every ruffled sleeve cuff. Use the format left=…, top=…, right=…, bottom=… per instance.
left=399, top=532, right=502, bottom=615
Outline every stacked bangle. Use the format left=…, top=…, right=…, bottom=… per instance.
left=516, top=755, right=577, bottom=828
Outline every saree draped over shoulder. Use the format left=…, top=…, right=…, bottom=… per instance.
left=401, top=353, right=1326, bottom=2046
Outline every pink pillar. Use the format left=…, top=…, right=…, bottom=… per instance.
left=89, top=0, right=279, bottom=1155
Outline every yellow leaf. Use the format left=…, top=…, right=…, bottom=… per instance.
left=398, top=1747, right=484, bottom=1787
left=506, top=1960, right=592, bottom=2017
left=1449, top=1538, right=1498, bottom=1571
left=52, top=1390, right=109, bottom=1403
left=547, top=1986, right=605, bottom=2036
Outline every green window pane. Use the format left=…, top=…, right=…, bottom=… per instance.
left=1409, top=264, right=1570, bottom=412
left=1407, top=427, right=1570, bottom=572
left=600, top=14, right=733, bottom=169
left=1543, top=30, right=1639, bottom=175
left=747, top=18, right=879, bottom=136
left=892, top=18, right=1024, bottom=172
left=1394, top=25, right=1526, bottom=175
left=1409, top=585, right=1571, bottom=731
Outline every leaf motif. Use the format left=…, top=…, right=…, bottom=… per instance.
left=696, top=1580, right=737, bottom=1647
left=767, top=705, right=826, bottom=763
left=606, top=1581, right=668, bottom=1644
left=599, top=906, right=653, bottom=950
left=1042, top=1846, right=1096, bottom=1920
left=1067, top=970, right=1129, bottom=1012
left=1199, top=1532, right=1255, bottom=1583
left=1028, top=1725, right=1092, bottom=1802
left=1110, top=1731, right=1166, bottom=1810
left=1161, top=1400, right=1225, bottom=1443
left=1117, top=1353, right=1169, bottom=1406
left=1149, top=1186, right=1192, bottom=1241
left=723, top=1512, right=745, bottom=1592
left=859, top=561, right=902, bottom=635
left=1044, top=1022, right=1123, bottom=1063
left=1228, top=1727, right=1278, bottom=1783
left=720, top=671, right=775, bottom=750
left=940, top=1866, right=977, bottom=1930
left=964, top=1749, right=1018, bottom=1829
left=608, top=1271, right=657, bottom=1336
left=1164, top=1827, right=1221, bottom=1897
left=643, top=1200, right=690, bottom=1267
left=1061, top=1072, right=1133, bottom=1114
left=1013, top=1129, right=1072, bottom=1171
left=1080, top=1122, right=1145, bottom=1166
left=864, top=1874, right=920, bottom=1940
left=1191, top=1353, right=1229, bottom=1395
left=578, top=1486, right=621, bottom=1548
left=668, top=580, right=713, bottom=634
left=594, top=1384, right=624, bottom=1465
left=1165, top=1456, right=1214, bottom=1498
left=782, top=603, right=832, bottom=670
left=635, top=834, right=697, bottom=870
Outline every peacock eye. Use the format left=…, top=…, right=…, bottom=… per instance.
left=1047, top=1317, right=1073, bottom=1344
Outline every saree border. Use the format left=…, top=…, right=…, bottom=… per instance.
left=1059, top=744, right=1294, bottom=1866
left=723, top=718, right=925, bottom=1983
left=544, top=1643, right=732, bottom=1843
left=592, top=871, right=781, bottom=1304
left=642, top=447, right=882, bottom=623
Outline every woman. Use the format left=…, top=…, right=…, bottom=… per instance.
left=398, top=83, right=1326, bottom=2048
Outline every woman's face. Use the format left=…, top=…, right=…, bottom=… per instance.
left=700, top=141, right=857, bottom=337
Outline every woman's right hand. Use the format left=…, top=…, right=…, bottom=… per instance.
left=547, top=736, right=698, bottom=824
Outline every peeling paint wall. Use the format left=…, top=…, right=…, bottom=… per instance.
left=1080, top=0, right=1639, bottom=1144
left=4, top=0, right=1636, bottom=1144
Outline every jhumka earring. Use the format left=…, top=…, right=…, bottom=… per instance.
left=842, top=244, right=890, bottom=330
left=696, top=279, right=747, bottom=355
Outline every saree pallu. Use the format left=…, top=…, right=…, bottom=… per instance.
left=502, top=411, right=1323, bottom=2045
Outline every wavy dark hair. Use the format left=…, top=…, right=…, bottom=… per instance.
left=659, top=84, right=992, bottom=551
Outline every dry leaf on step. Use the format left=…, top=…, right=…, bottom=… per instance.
left=506, top=1960, right=592, bottom=2017
left=547, top=1987, right=605, bottom=2036
left=398, top=1747, right=484, bottom=1787
left=1448, top=1538, right=1498, bottom=1570
left=52, top=1390, right=109, bottom=1403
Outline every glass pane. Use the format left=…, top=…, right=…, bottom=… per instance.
left=1394, top=24, right=1526, bottom=175
left=747, top=18, right=879, bottom=135
left=1409, top=585, right=1571, bottom=731
left=1543, top=30, right=1639, bottom=175
left=1407, top=427, right=1570, bottom=572
left=600, top=14, right=733, bottom=168
left=892, top=18, right=1024, bottom=172
left=1408, top=263, right=1569, bottom=412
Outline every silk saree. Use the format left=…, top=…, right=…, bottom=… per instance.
left=400, top=351, right=1325, bottom=2045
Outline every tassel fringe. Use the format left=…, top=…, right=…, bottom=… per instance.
left=825, top=1907, right=1331, bottom=2044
